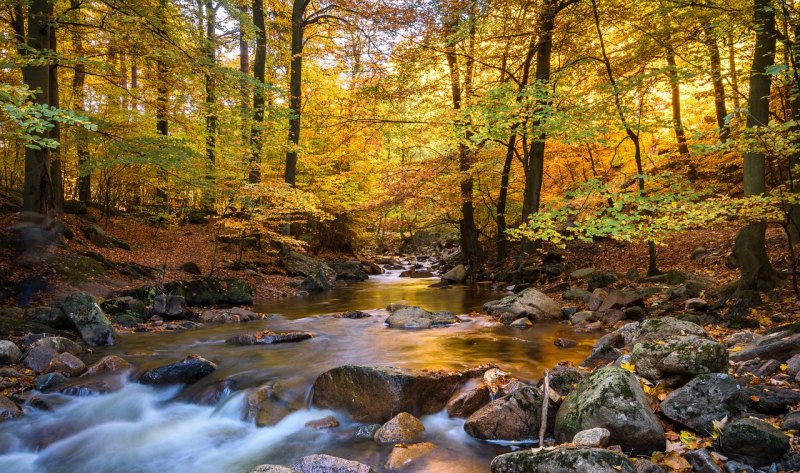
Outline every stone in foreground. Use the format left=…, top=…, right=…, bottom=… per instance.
left=719, top=417, right=790, bottom=467
left=291, top=454, right=375, bottom=473
left=60, top=292, right=116, bottom=346
left=490, top=447, right=636, bottom=473
left=374, top=412, right=424, bottom=444
left=660, top=373, right=744, bottom=435
left=554, top=366, right=665, bottom=455
left=464, top=386, right=543, bottom=441
left=385, top=442, right=435, bottom=470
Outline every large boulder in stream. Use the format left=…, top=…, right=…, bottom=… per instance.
left=490, top=447, right=636, bottom=473
left=329, top=261, right=369, bottom=281
left=464, top=386, right=544, bottom=441
left=281, top=250, right=337, bottom=280
left=138, top=354, right=216, bottom=385
left=385, top=306, right=459, bottom=329
left=59, top=292, right=115, bottom=346
left=311, top=365, right=487, bottom=423
left=554, top=366, right=665, bottom=455
left=128, top=277, right=253, bottom=306
left=660, top=373, right=745, bottom=435
left=483, top=288, right=561, bottom=324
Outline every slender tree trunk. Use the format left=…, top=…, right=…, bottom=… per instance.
left=496, top=135, right=515, bottom=263
left=521, top=0, right=558, bottom=223
left=733, top=0, right=781, bottom=291
left=71, top=0, right=91, bottom=203
left=703, top=24, right=730, bottom=142
left=727, top=36, right=741, bottom=111
left=239, top=6, right=250, bottom=139
left=204, top=0, right=217, bottom=207
left=49, top=23, right=62, bottom=210
left=285, top=0, right=304, bottom=189
left=592, top=0, right=658, bottom=275
left=249, top=0, right=266, bottom=183
left=444, top=3, right=481, bottom=273
left=22, top=0, right=54, bottom=214
left=788, top=22, right=800, bottom=244
left=155, top=0, right=169, bottom=204
left=665, top=44, right=689, bottom=155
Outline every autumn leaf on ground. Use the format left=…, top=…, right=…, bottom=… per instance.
left=620, top=361, right=635, bottom=372
left=711, top=416, right=728, bottom=439
left=660, top=450, right=692, bottom=472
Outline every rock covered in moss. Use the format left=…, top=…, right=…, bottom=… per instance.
left=464, top=386, right=543, bottom=441
left=291, top=454, right=375, bottom=473
left=554, top=366, right=665, bottom=455
left=60, top=292, right=116, bottom=346
left=719, top=417, right=790, bottom=467
left=490, top=447, right=636, bottom=473
left=660, top=373, right=744, bottom=435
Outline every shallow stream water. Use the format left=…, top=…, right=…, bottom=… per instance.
left=0, top=268, right=598, bottom=473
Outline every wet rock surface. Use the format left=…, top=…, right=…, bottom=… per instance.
left=490, top=447, right=636, bottom=473
left=464, top=386, right=544, bottom=441
left=138, top=354, right=216, bottom=385
left=225, top=330, right=314, bottom=345
left=384, top=306, right=459, bottom=329
left=719, top=417, right=790, bottom=467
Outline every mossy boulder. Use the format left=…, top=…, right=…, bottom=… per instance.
left=464, top=386, right=544, bottom=441
left=660, top=373, right=745, bottom=435
left=719, top=417, right=790, bottom=467
left=59, top=292, right=115, bottom=346
left=54, top=253, right=106, bottom=284
left=631, top=334, right=727, bottom=387
left=26, top=306, right=71, bottom=329
left=554, top=366, right=665, bottom=455
left=483, top=287, right=562, bottom=323
left=490, top=447, right=636, bottom=473
left=281, top=250, right=336, bottom=280
left=101, top=297, right=148, bottom=321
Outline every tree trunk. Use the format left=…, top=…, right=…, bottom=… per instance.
left=727, top=36, right=741, bottom=111
left=703, top=24, right=730, bottom=142
left=249, top=0, right=266, bottom=183
left=665, top=44, right=690, bottom=155
left=788, top=22, right=800, bottom=244
left=496, top=135, right=515, bottom=263
left=521, top=0, right=557, bottom=223
left=285, top=0, right=304, bottom=190
left=204, top=0, right=217, bottom=207
left=71, top=0, right=91, bottom=203
left=444, top=3, right=481, bottom=273
left=239, top=5, right=250, bottom=139
left=154, top=0, right=169, bottom=204
left=592, top=0, right=658, bottom=275
left=49, top=22, right=62, bottom=210
left=22, top=0, right=54, bottom=214
left=732, top=0, right=781, bottom=291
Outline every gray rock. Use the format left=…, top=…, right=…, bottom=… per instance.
left=226, top=331, right=313, bottom=345
left=570, top=311, right=596, bottom=325
left=373, top=412, right=424, bottom=444
left=483, top=288, right=562, bottom=321
left=634, top=459, right=665, bottom=473
left=786, top=353, right=800, bottom=377
left=46, top=352, right=86, bottom=377
left=59, top=292, right=115, bottom=346
left=384, top=442, right=435, bottom=470
left=554, top=338, right=577, bottom=349
left=23, top=344, right=58, bottom=373
left=572, top=427, right=611, bottom=448
left=554, top=366, right=665, bottom=455
left=243, top=383, right=293, bottom=427
left=781, top=411, right=800, bottom=431
left=138, top=355, right=216, bottom=385
left=588, top=289, right=608, bottom=312
left=588, top=271, right=619, bottom=290
left=719, top=417, right=790, bottom=467
left=464, top=386, right=543, bottom=441
left=563, top=287, right=591, bottom=301
left=281, top=250, right=336, bottom=280
left=291, top=454, right=375, bottom=473
left=597, top=290, right=644, bottom=313
left=311, top=365, right=485, bottom=423
left=600, top=309, right=626, bottom=325
left=330, top=261, right=369, bottom=282
left=0, top=395, right=21, bottom=421
left=300, top=267, right=333, bottom=292
left=0, top=340, right=22, bottom=365
left=385, top=306, right=459, bottom=329
left=35, top=372, right=69, bottom=392
left=660, top=373, right=744, bottom=435
left=570, top=267, right=596, bottom=279
left=26, top=306, right=71, bottom=329
left=580, top=345, right=621, bottom=369
left=81, top=224, right=130, bottom=250
left=446, top=382, right=491, bottom=418
left=723, top=462, right=754, bottom=473
left=490, top=447, right=636, bottom=473
left=354, top=424, right=381, bottom=440
left=442, top=264, right=467, bottom=283
left=248, top=466, right=297, bottom=473
left=29, top=336, right=82, bottom=355
left=742, top=385, right=800, bottom=414
left=624, top=306, right=647, bottom=321
left=152, top=294, right=187, bottom=319
left=685, top=449, right=723, bottom=473
left=84, top=355, right=131, bottom=376
left=729, top=330, right=800, bottom=363
left=685, top=298, right=709, bottom=312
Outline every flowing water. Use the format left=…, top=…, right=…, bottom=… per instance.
left=0, top=268, right=598, bottom=473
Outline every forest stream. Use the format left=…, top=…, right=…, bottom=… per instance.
left=0, top=267, right=598, bottom=473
